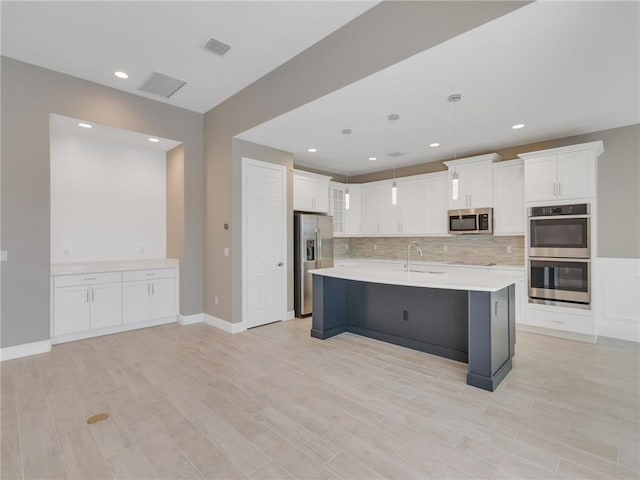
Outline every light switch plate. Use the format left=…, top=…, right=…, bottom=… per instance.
left=0, top=251, right=7, bottom=262
left=224, top=247, right=229, bottom=257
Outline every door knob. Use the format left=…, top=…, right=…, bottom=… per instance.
left=277, top=262, right=284, bottom=267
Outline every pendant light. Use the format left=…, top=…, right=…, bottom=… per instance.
left=448, top=93, right=462, bottom=201
left=388, top=113, right=400, bottom=206
left=342, top=128, right=352, bottom=210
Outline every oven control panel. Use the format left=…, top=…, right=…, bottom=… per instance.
left=529, top=203, right=589, bottom=217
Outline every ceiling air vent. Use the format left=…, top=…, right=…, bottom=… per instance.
left=386, top=151, right=405, bottom=158
left=204, top=37, right=231, bottom=56
left=138, top=72, right=186, bottom=98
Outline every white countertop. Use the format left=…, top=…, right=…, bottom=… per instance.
left=310, top=263, right=523, bottom=292
left=335, top=258, right=525, bottom=272
left=51, top=258, right=179, bottom=275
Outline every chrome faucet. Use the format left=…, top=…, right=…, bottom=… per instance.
left=407, top=242, right=423, bottom=272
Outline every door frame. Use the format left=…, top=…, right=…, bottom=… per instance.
left=241, top=157, right=288, bottom=328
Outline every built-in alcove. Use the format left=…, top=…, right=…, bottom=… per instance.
left=49, top=114, right=182, bottom=263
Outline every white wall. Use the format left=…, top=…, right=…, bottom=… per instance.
left=51, top=129, right=166, bottom=262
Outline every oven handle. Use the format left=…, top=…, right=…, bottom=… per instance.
left=528, top=214, right=590, bottom=220
left=529, top=257, right=591, bottom=263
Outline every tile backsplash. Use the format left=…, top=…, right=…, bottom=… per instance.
left=334, top=235, right=525, bottom=266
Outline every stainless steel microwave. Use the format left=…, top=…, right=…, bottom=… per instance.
left=448, top=208, right=493, bottom=235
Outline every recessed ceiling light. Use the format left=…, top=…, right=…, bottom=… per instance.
left=512, top=123, right=525, bottom=130
left=148, top=137, right=160, bottom=143
left=78, top=123, right=92, bottom=129
left=429, top=143, right=440, bottom=148
left=307, top=148, right=317, bottom=153
left=369, top=157, right=377, bottom=161
left=114, top=71, right=129, bottom=79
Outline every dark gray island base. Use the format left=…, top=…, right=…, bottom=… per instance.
left=311, top=275, right=515, bottom=392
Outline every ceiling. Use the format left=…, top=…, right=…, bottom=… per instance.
left=238, top=1, right=640, bottom=176
left=50, top=114, right=182, bottom=152
left=1, top=1, right=377, bottom=113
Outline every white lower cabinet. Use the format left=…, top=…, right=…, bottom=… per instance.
left=123, top=275, right=177, bottom=324
left=53, top=272, right=122, bottom=337
left=523, top=303, right=595, bottom=339
left=52, top=265, right=178, bottom=343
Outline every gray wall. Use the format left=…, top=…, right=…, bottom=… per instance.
left=166, top=145, right=187, bottom=313
left=0, top=57, right=204, bottom=348
left=350, top=124, right=640, bottom=259
left=204, top=1, right=530, bottom=323
left=232, top=139, right=295, bottom=314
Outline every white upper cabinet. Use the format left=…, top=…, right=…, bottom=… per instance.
left=380, top=181, right=399, bottom=234
left=443, top=153, right=501, bottom=210
left=293, top=170, right=331, bottom=213
left=330, top=182, right=362, bottom=236
left=361, top=183, right=382, bottom=234
left=362, top=178, right=427, bottom=235
left=424, top=172, right=449, bottom=235
left=360, top=176, right=430, bottom=236
left=492, top=160, right=525, bottom=235
left=396, top=177, right=426, bottom=234
left=329, top=182, right=346, bottom=235
left=519, top=142, right=603, bottom=203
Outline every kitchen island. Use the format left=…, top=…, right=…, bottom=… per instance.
left=310, top=265, right=523, bottom=391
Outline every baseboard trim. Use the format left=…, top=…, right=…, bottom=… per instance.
left=204, top=314, right=246, bottom=334
left=1, top=339, right=52, bottom=361
left=517, top=324, right=596, bottom=344
left=178, top=313, right=204, bottom=325
left=284, top=310, right=295, bottom=321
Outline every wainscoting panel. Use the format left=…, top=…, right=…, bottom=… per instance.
left=595, top=258, right=640, bottom=342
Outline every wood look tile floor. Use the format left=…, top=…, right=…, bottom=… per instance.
left=1, top=319, right=638, bottom=479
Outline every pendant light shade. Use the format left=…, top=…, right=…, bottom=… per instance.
left=388, top=113, right=400, bottom=206
left=342, top=128, right=352, bottom=210
left=452, top=170, right=459, bottom=201
left=449, top=93, right=461, bottom=201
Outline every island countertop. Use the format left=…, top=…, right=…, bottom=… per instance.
left=309, top=264, right=523, bottom=292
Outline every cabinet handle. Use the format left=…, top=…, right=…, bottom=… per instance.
left=145, top=273, right=156, bottom=276
left=494, top=301, right=499, bottom=316
left=558, top=182, right=562, bottom=197
left=152, top=283, right=154, bottom=295
left=84, top=277, right=96, bottom=281
left=91, top=289, right=94, bottom=303
left=86, top=290, right=89, bottom=303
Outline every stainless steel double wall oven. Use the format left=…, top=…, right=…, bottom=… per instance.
left=528, top=203, right=591, bottom=307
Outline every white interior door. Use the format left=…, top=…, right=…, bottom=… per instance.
left=243, top=158, right=286, bottom=329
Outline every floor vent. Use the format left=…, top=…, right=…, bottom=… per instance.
left=138, top=72, right=186, bottom=98
left=204, top=36, right=231, bottom=56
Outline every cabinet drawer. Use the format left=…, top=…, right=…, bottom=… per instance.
left=54, top=272, right=121, bottom=287
left=122, top=268, right=176, bottom=282
left=524, top=305, right=594, bottom=334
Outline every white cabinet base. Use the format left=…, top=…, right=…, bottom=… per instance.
left=52, top=315, right=176, bottom=345
left=516, top=323, right=595, bottom=344
left=520, top=302, right=596, bottom=343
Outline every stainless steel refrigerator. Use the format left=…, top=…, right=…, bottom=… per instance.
left=294, top=213, right=334, bottom=316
